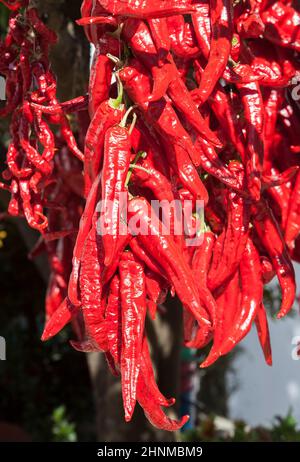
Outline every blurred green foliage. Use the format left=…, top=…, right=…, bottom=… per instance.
left=0, top=5, right=9, bottom=37
left=182, top=410, right=300, bottom=442
left=51, top=406, right=77, bottom=442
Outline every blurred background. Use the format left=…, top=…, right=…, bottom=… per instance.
left=0, top=0, right=300, bottom=443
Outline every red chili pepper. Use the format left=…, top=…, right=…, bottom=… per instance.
left=88, top=35, right=120, bottom=116
left=68, top=174, right=101, bottom=306
left=266, top=168, right=291, bottom=230
left=263, top=88, right=282, bottom=172
left=255, top=304, right=273, bottom=366
left=262, top=2, right=300, bottom=51
left=127, top=196, right=211, bottom=327
left=84, top=99, right=124, bottom=196
left=97, top=0, right=196, bottom=19
left=119, top=251, right=147, bottom=421
left=166, top=15, right=200, bottom=58
left=207, top=82, right=246, bottom=162
left=105, top=274, right=122, bottom=366
left=122, top=19, right=177, bottom=102
left=26, top=8, right=57, bottom=44
left=79, top=222, right=108, bottom=352
left=192, top=230, right=217, bottom=326
left=41, top=298, right=78, bottom=341
left=192, top=5, right=211, bottom=59
left=30, top=95, right=89, bottom=115
left=193, top=0, right=233, bottom=105
left=129, top=238, right=166, bottom=278
left=119, top=61, right=209, bottom=202
left=139, top=336, right=174, bottom=407
left=285, top=170, right=300, bottom=250
left=148, top=17, right=170, bottom=63
left=0, top=0, right=24, bottom=11
left=237, top=81, right=264, bottom=201
left=137, top=341, right=189, bottom=430
left=260, top=256, right=276, bottom=284
left=101, top=109, right=133, bottom=266
left=202, top=269, right=241, bottom=367
left=252, top=198, right=296, bottom=318
left=219, top=239, right=263, bottom=356
left=208, top=163, right=250, bottom=293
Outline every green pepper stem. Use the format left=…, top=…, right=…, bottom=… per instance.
left=108, top=72, right=124, bottom=109
left=125, top=151, right=147, bottom=187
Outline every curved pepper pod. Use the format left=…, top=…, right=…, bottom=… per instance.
left=137, top=368, right=189, bottom=431
left=79, top=222, right=108, bottom=352
left=193, top=0, right=233, bottom=105
left=119, top=252, right=147, bottom=422
left=127, top=197, right=211, bottom=328
left=207, top=177, right=250, bottom=292
left=201, top=270, right=241, bottom=368
left=218, top=239, right=263, bottom=357
left=140, top=336, right=175, bottom=408
left=252, top=198, right=296, bottom=319
left=68, top=173, right=101, bottom=306
left=41, top=297, right=78, bottom=341
left=255, top=304, right=273, bottom=366
left=97, top=0, right=196, bottom=19
left=102, top=122, right=132, bottom=267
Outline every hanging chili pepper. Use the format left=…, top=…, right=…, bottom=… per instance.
left=101, top=108, right=133, bottom=266
left=219, top=239, right=263, bottom=356
left=119, top=251, right=147, bottom=421
left=252, top=198, right=296, bottom=319
left=237, top=81, right=264, bottom=201
left=97, top=0, right=196, bottom=19
left=192, top=0, right=233, bottom=105
left=127, top=196, right=211, bottom=327
left=255, top=304, right=273, bottom=366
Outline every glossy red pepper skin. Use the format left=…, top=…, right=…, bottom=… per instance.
left=122, top=19, right=221, bottom=148
left=262, top=2, right=300, bottom=52
left=84, top=101, right=125, bottom=196
left=127, top=197, right=211, bottom=327
left=79, top=223, right=108, bottom=352
left=237, top=81, right=264, bottom=201
left=252, top=198, right=296, bottom=319
left=102, top=122, right=132, bottom=266
left=88, top=35, right=120, bottom=117
left=285, top=171, right=300, bottom=250
left=68, top=174, right=101, bottom=306
left=166, top=15, right=200, bottom=59
left=122, top=18, right=177, bottom=102
left=192, top=232, right=217, bottom=326
left=193, top=0, right=233, bottom=105
left=119, top=251, right=147, bottom=421
left=255, top=304, right=273, bottom=366
left=220, top=239, right=263, bottom=356
left=192, top=5, right=211, bottom=59
left=263, top=88, right=281, bottom=172
left=41, top=298, right=78, bottom=341
left=137, top=336, right=189, bottom=430
left=119, top=61, right=209, bottom=203
left=208, top=165, right=250, bottom=293
left=148, top=17, right=170, bottom=62
left=97, top=0, right=196, bottom=19
left=202, top=270, right=241, bottom=368
left=105, top=274, right=122, bottom=367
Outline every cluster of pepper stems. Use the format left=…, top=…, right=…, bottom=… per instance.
left=0, top=0, right=300, bottom=431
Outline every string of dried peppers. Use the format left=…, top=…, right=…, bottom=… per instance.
left=0, top=0, right=300, bottom=431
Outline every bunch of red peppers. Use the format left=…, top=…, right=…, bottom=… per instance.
left=1, top=0, right=300, bottom=431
